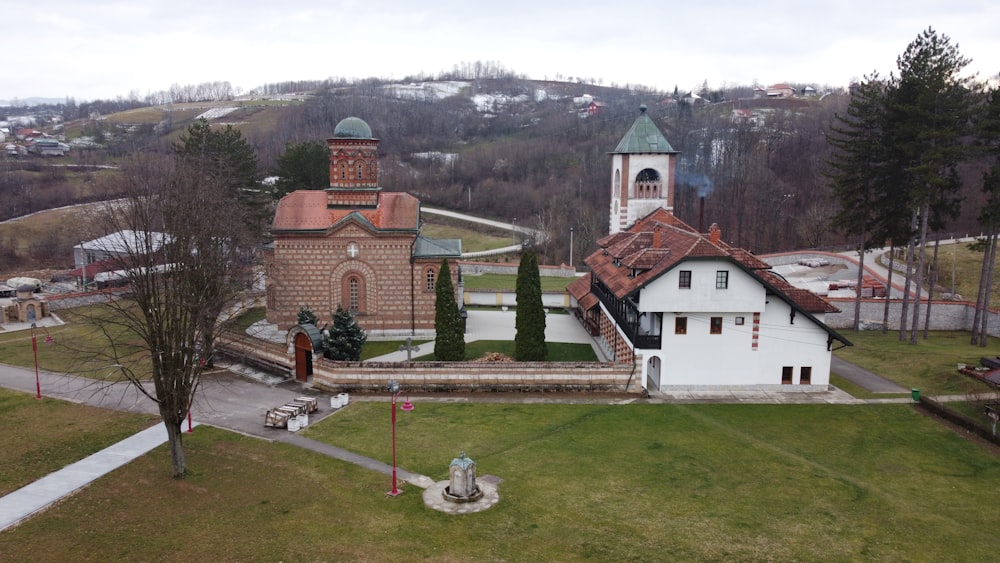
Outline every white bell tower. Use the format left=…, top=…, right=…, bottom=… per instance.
left=609, top=105, right=679, bottom=234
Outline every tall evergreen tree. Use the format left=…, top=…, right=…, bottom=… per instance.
left=433, top=259, right=465, bottom=361
left=174, top=118, right=267, bottom=234
left=515, top=251, right=547, bottom=361
left=272, top=140, right=330, bottom=199
left=322, top=305, right=366, bottom=361
left=972, top=85, right=1000, bottom=345
left=827, top=73, right=891, bottom=330
left=885, top=28, right=975, bottom=343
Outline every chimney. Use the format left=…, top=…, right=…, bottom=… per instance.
left=709, top=223, right=721, bottom=244
left=653, top=226, right=662, bottom=248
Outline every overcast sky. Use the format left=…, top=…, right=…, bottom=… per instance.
left=5, top=0, right=999, bottom=102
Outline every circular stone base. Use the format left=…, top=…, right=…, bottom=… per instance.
left=423, top=480, right=499, bottom=514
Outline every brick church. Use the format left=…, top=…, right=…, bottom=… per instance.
left=265, top=116, right=461, bottom=337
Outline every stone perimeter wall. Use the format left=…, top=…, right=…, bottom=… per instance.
left=825, top=297, right=1000, bottom=334
left=459, top=261, right=577, bottom=278
left=310, top=360, right=638, bottom=393
left=762, top=250, right=1000, bottom=335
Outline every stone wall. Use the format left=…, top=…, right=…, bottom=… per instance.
left=310, top=360, right=637, bottom=393
left=464, top=290, right=571, bottom=308
left=825, top=297, right=1000, bottom=335
left=459, top=261, right=577, bottom=278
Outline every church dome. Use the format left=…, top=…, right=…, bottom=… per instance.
left=333, top=117, right=373, bottom=139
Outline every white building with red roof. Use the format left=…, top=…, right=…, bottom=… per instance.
left=569, top=108, right=850, bottom=390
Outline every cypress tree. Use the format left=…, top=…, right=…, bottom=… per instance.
left=515, top=251, right=547, bottom=361
left=434, top=259, right=465, bottom=361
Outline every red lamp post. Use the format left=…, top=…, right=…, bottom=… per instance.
left=387, top=379, right=414, bottom=496
left=31, top=324, right=41, bottom=400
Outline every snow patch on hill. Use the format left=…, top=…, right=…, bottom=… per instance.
left=382, top=81, right=469, bottom=101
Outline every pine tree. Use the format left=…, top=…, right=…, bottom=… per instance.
left=515, top=251, right=547, bottom=361
left=297, top=306, right=318, bottom=326
left=827, top=74, right=890, bottom=330
left=885, top=28, right=976, bottom=343
left=972, top=85, right=1000, bottom=345
left=272, top=140, right=330, bottom=199
left=433, top=259, right=465, bottom=361
left=322, top=305, right=367, bottom=361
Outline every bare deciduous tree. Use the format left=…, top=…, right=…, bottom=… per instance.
left=82, top=151, right=260, bottom=477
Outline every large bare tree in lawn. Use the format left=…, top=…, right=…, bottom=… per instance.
left=88, top=147, right=261, bottom=478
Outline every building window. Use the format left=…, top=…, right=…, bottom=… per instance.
left=710, top=316, right=722, bottom=334
left=716, top=270, right=729, bottom=289
left=340, top=162, right=346, bottom=179
left=800, top=367, right=812, bottom=385
left=679, top=270, right=692, bottom=289
left=735, top=316, right=745, bottom=325
left=781, top=366, right=793, bottom=384
left=425, top=268, right=436, bottom=292
left=357, top=164, right=363, bottom=179
left=675, top=317, right=687, bottom=335
left=348, top=277, right=360, bottom=313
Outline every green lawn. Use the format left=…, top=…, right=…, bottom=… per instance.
left=0, top=307, right=151, bottom=379
left=0, top=388, right=159, bottom=496
left=2, top=402, right=999, bottom=560
left=834, top=330, right=1000, bottom=396
left=361, top=339, right=432, bottom=360
left=462, top=272, right=575, bottom=292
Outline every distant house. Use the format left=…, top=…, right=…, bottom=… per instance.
left=802, top=86, right=817, bottom=97
left=587, top=101, right=607, bottom=116
left=753, top=87, right=767, bottom=99
left=71, top=230, right=169, bottom=289
left=732, top=109, right=763, bottom=126
left=15, top=129, right=41, bottom=141
left=766, top=84, right=796, bottom=98
left=26, top=138, right=67, bottom=156
left=681, top=92, right=705, bottom=105
left=74, top=231, right=167, bottom=268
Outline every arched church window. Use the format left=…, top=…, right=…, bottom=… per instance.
left=614, top=170, right=621, bottom=198
left=348, top=277, right=360, bottom=312
left=425, top=268, right=436, bottom=291
left=340, top=162, right=346, bottom=180
left=357, top=163, right=363, bottom=180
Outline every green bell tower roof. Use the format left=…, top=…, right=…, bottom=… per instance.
left=611, top=105, right=678, bottom=154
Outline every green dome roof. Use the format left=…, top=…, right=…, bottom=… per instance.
left=333, top=117, right=373, bottom=139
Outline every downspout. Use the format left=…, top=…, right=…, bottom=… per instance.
left=410, top=236, right=417, bottom=335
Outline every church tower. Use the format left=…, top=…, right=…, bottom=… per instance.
left=327, top=116, right=380, bottom=208
left=609, top=105, right=679, bottom=234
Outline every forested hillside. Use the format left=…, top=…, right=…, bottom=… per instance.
left=1, top=74, right=992, bottom=271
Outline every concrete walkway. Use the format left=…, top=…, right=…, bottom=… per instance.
left=831, top=356, right=910, bottom=393
left=0, top=423, right=187, bottom=532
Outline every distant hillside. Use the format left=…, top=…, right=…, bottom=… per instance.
left=1, top=76, right=990, bottom=272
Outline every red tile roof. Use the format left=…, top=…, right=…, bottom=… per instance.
left=272, top=190, right=419, bottom=232
left=582, top=207, right=838, bottom=315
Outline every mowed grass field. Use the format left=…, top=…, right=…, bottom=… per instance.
left=2, top=395, right=999, bottom=560
left=834, top=330, right=1000, bottom=396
